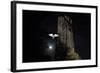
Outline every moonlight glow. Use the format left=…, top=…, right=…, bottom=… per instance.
left=49, top=45, right=53, bottom=50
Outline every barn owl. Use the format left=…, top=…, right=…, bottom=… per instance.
left=48, top=33, right=59, bottom=39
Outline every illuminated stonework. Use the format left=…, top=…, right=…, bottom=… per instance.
left=57, top=15, right=80, bottom=60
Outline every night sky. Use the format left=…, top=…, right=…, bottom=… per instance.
left=23, top=10, right=91, bottom=63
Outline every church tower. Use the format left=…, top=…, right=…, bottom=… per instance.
left=57, top=15, right=80, bottom=60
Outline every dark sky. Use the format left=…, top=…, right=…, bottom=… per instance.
left=71, top=13, right=91, bottom=59
left=23, top=10, right=91, bottom=62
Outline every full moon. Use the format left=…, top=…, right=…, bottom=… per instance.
left=49, top=45, right=53, bottom=50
